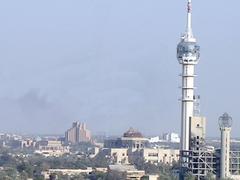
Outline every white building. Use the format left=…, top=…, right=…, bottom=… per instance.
left=163, top=133, right=180, bottom=143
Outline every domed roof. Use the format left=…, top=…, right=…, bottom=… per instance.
left=123, top=128, right=143, bottom=138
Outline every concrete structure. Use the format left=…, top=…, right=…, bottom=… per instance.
left=107, top=148, right=129, bottom=164
left=65, top=122, right=92, bottom=144
left=138, top=148, right=179, bottom=165
left=180, top=113, right=240, bottom=179
left=230, top=151, right=240, bottom=178
left=219, top=113, right=232, bottom=179
left=177, top=0, right=200, bottom=152
left=189, top=116, right=206, bottom=150
left=180, top=148, right=217, bottom=179
left=35, top=140, right=69, bottom=157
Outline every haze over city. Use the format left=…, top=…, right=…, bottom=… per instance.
left=0, top=0, right=239, bottom=137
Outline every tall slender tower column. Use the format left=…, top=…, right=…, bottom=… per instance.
left=177, top=0, right=200, bottom=152
left=219, top=113, right=232, bottom=179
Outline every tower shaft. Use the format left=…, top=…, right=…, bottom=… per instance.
left=220, top=127, right=231, bottom=178
left=181, top=64, right=195, bottom=150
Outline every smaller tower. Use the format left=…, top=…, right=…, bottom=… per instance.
left=219, top=113, right=232, bottom=179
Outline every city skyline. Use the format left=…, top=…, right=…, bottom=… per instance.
left=0, top=0, right=239, bottom=137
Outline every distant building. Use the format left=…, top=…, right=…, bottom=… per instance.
left=102, top=148, right=129, bottom=164
left=163, top=133, right=180, bottom=143
left=65, top=122, right=92, bottom=144
left=42, top=167, right=93, bottom=179
left=102, top=128, right=179, bottom=166
left=149, top=136, right=161, bottom=143
left=104, top=128, right=148, bottom=149
left=108, top=164, right=145, bottom=180
left=21, top=139, right=36, bottom=148
left=137, top=148, right=179, bottom=165
left=35, top=140, right=69, bottom=157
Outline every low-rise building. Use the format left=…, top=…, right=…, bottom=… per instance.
left=108, top=164, right=145, bottom=180
left=107, top=148, right=129, bottom=164
left=42, top=168, right=93, bottom=179
left=103, top=128, right=179, bottom=166
left=35, top=140, right=69, bottom=157
left=139, top=148, right=179, bottom=165
left=21, top=139, right=36, bottom=148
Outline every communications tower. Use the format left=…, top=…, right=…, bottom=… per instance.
left=177, top=0, right=200, bottom=152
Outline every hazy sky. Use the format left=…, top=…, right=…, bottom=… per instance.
left=0, top=0, right=239, bottom=137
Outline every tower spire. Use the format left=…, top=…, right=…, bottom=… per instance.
left=186, top=0, right=193, bottom=40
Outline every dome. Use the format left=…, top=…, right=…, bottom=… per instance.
left=123, top=128, right=143, bottom=138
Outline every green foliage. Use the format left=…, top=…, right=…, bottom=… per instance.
left=0, top=168, right=21, bottom=180
left=0, top=148, right=180, bottom=180
left=185, top=172, right=195, bottom=180
left=134, top=159, right=177, bottom=180
left=91, top=151, right=111, bottom=167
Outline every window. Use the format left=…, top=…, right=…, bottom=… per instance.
left=148, top=153, right=158, bottom=157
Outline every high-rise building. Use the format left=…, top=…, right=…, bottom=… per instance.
left=65, top=122, right=92, bottom=144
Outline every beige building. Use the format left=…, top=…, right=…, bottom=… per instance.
left=138, top=148, right=179, bottom=165
left=65, top=122, right=92, bottom=144
left=35, top=140, right=69, bottom=157
left=108, top=148, right=129, bottom=164
left=103, top=128, right=179, bottom=166
left=190, top=116, right=206, bottom=150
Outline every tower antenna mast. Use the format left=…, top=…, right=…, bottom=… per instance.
left=186, top=0, right=193, bottom=39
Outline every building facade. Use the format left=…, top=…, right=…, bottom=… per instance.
left=103, top=128, right=179, bottom=166
left=65, top=122, right=92, bottom=144
left=35, top=140, right=69, bottom=157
